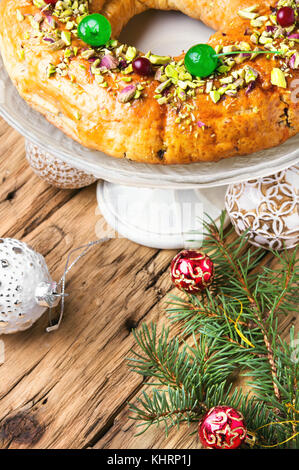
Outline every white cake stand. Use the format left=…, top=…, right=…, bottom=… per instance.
left=0, top=11, right=298, bottom=248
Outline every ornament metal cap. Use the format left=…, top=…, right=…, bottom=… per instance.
left=35, top=281, right=62, bottom=308
left=245, top=431, right=256, bottom=447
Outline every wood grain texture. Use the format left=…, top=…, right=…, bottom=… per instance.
left=0, top=118, right=297, bottom=449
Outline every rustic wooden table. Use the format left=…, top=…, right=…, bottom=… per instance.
left=0, top=117, right=297, bottom=449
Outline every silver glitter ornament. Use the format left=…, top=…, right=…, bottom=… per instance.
left=0, top=238, right=109, bottom=334
left=0, top=238, right=59, bottom=334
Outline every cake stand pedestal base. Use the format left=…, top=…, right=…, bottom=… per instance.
left=96, top=181, right=229, bottom=249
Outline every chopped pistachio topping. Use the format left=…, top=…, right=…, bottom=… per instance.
left=47, top=63, right=57, bottom=77
left=238, top=5, right=259, bottom=20
left=271, top=68, right=287, bottom=88
left=46, top=40, right=65, bottom=51
left=61, top=30, right=71, bottom=46
left=17, top=49, right=25, bottom=60
left=52, top=0, right=89, bottom=24
left=81, top=49, right=95, bottom=59
left=33, top=0, right=47, bottom=8
left=149, top=54, right=171, bottom=65
left=27, top=0, right=298, bottom=119
left=16, top=10, right=25, bottom=21
left=210, top=90, right=221, bottom=103
left=125, top=46, right=137, bottom=62
left=244, top=65, right=259, bottom=83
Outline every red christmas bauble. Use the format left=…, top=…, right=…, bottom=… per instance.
left=170, top=250, right=214, bottom=292
left=198, top=406, right=247, bottom=449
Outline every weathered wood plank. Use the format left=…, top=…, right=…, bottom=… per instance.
left=0, top=119, right=297, bottom=449
left=94, top=245, right=298, bottom=448
left=0, top=124, right=177, bottom=447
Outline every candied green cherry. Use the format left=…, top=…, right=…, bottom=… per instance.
left=78, top=14, right=112, bottom=47
left=184, top=44, right=218, bottom=78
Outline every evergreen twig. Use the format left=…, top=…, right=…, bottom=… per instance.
left=128, top=212, right=299, bottom=448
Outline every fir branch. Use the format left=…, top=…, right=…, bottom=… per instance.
left=262, top=331, right=281, bottom=404
left=128, top=211, right=299, bottom=448
left=129, top=323, right=194, bottom=389
left=200, top=214, right=298, bottom=405
left=129, top=386, right=204, bottom=436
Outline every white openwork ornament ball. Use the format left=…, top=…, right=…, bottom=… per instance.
left=0, top=238, right=59, bottom=334
left=25, top=140, right=97, bottom=189
left=225, top=165, right=299, bottom=250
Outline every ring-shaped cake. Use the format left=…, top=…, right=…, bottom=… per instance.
left=0, top=0, right=298, bottom=164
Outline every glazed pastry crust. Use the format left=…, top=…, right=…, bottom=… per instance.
left=0, top=0, right=298, bottom=164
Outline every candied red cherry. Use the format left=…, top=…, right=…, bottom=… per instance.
left=132, top=57, right=152, bottom=76
left=277, top=7, right=295, bottom=27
